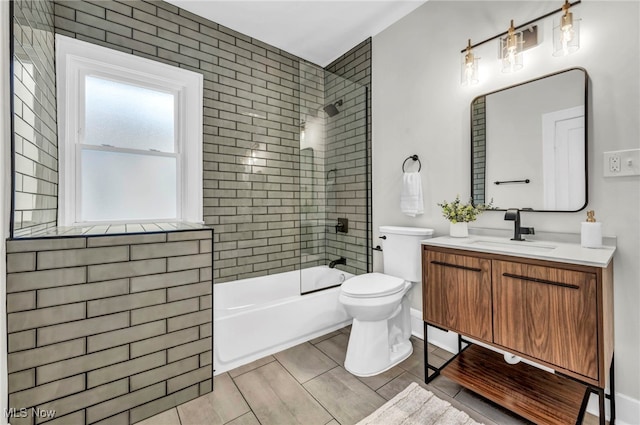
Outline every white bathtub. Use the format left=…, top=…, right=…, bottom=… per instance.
left=214, top=266, right=354, bottom=374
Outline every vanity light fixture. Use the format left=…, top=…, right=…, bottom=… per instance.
left=553, top=0, right=580, bottom=56
left=459, top=0, right=581, bottom=85
left=501, top=20, right=524, bottom=73
left=461, top=39, right=479, bottom=86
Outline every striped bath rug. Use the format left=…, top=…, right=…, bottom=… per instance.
left=357, top=382, right=483, bottom=425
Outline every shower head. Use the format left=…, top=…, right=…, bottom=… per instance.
left=323, top=99, right=343, bottom=117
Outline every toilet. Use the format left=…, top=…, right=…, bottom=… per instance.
left=339, top=226, right=434, bottom=377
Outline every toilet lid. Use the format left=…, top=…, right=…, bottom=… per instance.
left=341, top=273, right=406, bottom=298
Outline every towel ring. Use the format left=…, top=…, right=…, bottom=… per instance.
left=402, top=155, right=421, bottom=172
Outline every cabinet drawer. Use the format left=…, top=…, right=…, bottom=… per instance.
left=423, top=250, right=492, bottom=342
left=492, top=260, right=598, bottom=380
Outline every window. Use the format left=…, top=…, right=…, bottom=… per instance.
left=56, top=35, right=203, bottom=225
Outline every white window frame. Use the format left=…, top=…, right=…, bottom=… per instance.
left=56, top=35, right=203, bottom=226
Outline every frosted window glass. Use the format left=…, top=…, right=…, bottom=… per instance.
left=84, top=76, right=175, bottom=152
left=81, top=149, right=177, bottom=222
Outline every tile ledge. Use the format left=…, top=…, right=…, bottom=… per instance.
left=10, top=222, right=211, bottom=240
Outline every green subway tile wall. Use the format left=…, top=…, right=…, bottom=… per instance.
left=5, top=229, right=213, bottom=425
left=12, top=0, right=59, bottom=235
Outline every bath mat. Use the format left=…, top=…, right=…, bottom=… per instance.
left=357, top=382, right=483, bottom=425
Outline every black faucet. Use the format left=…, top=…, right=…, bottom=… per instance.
left=504, top=209, right=535, bottom=241
left=329, top=257, right=346, bottom=268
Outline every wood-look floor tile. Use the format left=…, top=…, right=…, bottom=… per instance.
left=425, top=341, right=438, bottom=352
left=398, top=343, right=425, bottom=378
left=339, top=325, right=351, bottom=334
left=454, top=388, right=533, bottom=425
left=177, top=373, right=249, bottom=425
left=356, top=364, right=404, bottom=391
left=136, top=407, right=181, bottom=425
left=429, top=374, right=464, bottom=398
left=228, top=355, right=276, bottom=378
left=309, top=330, right=342, bottom=345
left=234, top=361, right=332, bottom=425
left=274, top=342, right=337, bottom=383
left=433, top=346, right=456, bottom=361
left=325, top=420, right=340, bottom=425
left=226, top=411, right=260, bottom=425
left=582, top=413, right=606, bottom=425
left=376, top=371, right=431, bottom=401
left=304, top=366, right=386, bottom=425
left=314, top=333, right=349, bottom=367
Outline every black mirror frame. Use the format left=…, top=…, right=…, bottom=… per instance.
left=470, top=67, right=589, bottom=213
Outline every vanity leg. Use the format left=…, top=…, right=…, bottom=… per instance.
left=610, top=355, right=616, bottom=424
left=423, top=322, right=429, bottom=382
left=598, top=388, right=606, bottom=425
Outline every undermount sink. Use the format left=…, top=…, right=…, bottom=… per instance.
left=467, top=239, right=557, bottom=253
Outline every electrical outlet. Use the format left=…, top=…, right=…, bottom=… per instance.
left=609, top=154, right=620, bottom=172
left=604, top=149, right=640, bottom=177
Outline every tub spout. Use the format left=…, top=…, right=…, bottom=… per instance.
left=329, top=257, right=346, bottom=268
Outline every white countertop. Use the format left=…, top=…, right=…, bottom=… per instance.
left=422, top=235, right=616, bottom=268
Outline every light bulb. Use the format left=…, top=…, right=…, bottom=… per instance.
left=553, top=0, right=580, bottom=57
left=461, top=39, right=479, bottom=86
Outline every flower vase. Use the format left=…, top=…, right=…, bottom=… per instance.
left=449, top=222, right=468, bottom=238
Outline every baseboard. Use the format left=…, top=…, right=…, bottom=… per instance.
left=409, top=308, right=640, bottom=424
left=409, top=308, right=458, bottom=353
left=586, top=391, right=640, bottom=425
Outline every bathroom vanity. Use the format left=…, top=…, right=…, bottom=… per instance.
left=421, top=235, right=615, bottom=425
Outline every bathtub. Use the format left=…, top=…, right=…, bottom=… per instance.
left=214, top=266, right=354, bottom=374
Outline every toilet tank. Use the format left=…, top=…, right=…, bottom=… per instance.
left=380, top=226, right=434, bottom=282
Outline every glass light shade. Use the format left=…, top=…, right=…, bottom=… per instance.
left=553, top=13, right=580, bottom=56
left=501, top=31, right=524, bottom=73
left=461, top=51, right=479, bottom=86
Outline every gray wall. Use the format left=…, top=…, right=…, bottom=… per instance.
left=5, top=230, right=213, bottom=425
left=372, top=1, right=640, bottom=418
left=12, top=0, right=58, bottom=235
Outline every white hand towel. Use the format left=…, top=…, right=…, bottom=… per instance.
left=401, top=172, right=424, bottom=217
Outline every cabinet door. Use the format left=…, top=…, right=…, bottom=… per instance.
left=423, top=250, right=492, bottom=342
left=493, top=260, right=598, bottom=380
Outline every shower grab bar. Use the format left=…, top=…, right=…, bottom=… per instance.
left=402, top=155, right=422, bottom=172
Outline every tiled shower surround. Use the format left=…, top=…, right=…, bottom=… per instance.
left=12, top=0, right=372, bottom=280
left=325, top=39, right=372, bottom=275
left=12, top=0, right=59, bottom=234
left=5, top=229, right=213, bottom=425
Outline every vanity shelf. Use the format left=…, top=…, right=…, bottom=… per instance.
left=442, top=344, right=590, bottom=425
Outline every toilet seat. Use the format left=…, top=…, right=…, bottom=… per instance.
left=341, top=273, right=406, bottom=298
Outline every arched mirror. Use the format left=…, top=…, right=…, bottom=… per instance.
left=471, top=68, right=588, bottom=212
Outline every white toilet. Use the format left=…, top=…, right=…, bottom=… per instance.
left=339, top=226, right=434, bottom=377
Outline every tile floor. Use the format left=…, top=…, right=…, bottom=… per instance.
left=140, top=326, right=602, bottom=425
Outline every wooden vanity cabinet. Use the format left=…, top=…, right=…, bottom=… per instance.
left=492, top=260, right=599, bottom=381
left=422, top=245, right=614, bottom=389
left=423, top=250, right=492, bottom=343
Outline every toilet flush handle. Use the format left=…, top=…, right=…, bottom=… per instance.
left=379, top=236, right=386, bottom=240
